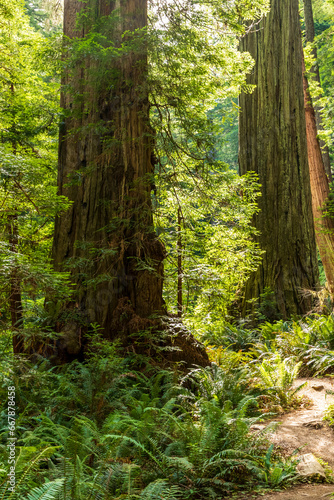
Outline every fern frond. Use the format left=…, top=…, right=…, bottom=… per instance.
left=26, top=478, right=65, bottom=500
left=139, top=479, right=184, bottom=500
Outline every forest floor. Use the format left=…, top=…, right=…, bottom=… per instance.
left=237, top=377, right=334, bottom=500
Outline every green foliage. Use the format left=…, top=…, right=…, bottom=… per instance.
left=302, top=0, right=334, bottom=160
left=277, top=315, right=334, bottom=376
left=25, top=479, right=65, bottom=500
left=255, top=444, right=298, bottom=487
left=256, top=354, right=305, bottom=410
left=0, top=446, right=61, bottom=499
left=324, top=401, right=334, bottom=427
left=24, top=0, right=63, bottom=34
left=0, top=0, right=270, bottom=352
left=149, top=0, right=267, bottom=323
left=239, top=314, right=334, bottom=377
left=207, top=100, right=239, bottom=170
left=200, top=314, right=334, bottom=412
left=0, top=340, right=300, bottom=499
left=156, top=167, right=263, bottom=323
left=3, top=0, right=333, bottom=498
left=0, top=0, right=70, bottom=343
left=202, top=322, right=260, bottom=352
left=181, top=362, right=255, bottom=410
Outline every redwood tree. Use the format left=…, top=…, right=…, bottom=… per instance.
left=47, top=0, right=208, bottom=365
left=238, top=0, right=319, bottom=318
left=301, top=0, right=334, bottom=295
left=303, top=59, right=334, bottom=295
left=303, top=0, right=332, bottom=183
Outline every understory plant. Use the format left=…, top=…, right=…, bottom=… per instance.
left=239, top=314, right=334, bottom=377
left=273, top=315, right=334, bottom=376
left=324, top=402, right=334, bottom=427
left=0, top=341, right=300, bottom=499
left=255, top=354, right=306, bottom=411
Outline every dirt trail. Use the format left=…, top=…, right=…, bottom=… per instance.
left=240, top=378, right=334, bottom=500
left=270, top=378, right=334, bottom=466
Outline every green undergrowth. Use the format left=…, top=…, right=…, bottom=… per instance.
left=324, top=401, right=334, bottom=427
left=0, top=333, right=301, bottom=500
left=2, top=312, right=334, bottom=498
left=206, top=313, right=334, bottom=378
left=204, top=313, right=334, bottom=416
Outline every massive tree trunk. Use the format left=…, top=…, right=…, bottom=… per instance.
left=238, top=0, right=319, bottom=319
left=303, top=0, right=332, bottom=183
left=302, top=0, right=334, bottom=294
left=45, top=0, right=208, bottom=366
left=303, top=58, right=334, bottom=294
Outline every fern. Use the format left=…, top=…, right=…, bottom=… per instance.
left=25, top=479, right=65, bottom=500
left=0, top=447, right=60, bottom=500
left=0, top=345, right=302, bottom=498
left=139, top=479, right=184, bottom=500
left=257, top=354, right=303, bottom=408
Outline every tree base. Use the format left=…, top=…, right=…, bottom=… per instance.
left=29, top=297, right=210, bottom=369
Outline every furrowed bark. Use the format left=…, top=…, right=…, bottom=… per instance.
left=303, top=0, right=332, bottom=183
left=238, top=0, right=319, bottom=319
left=177, top=207, right=183, bottom=318
left=42, top=0, right=208, bottom=367
left=303, top=56, right=334, bottom=295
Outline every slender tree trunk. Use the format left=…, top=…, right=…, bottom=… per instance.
left=45, top=0, right=208, bottom=366
left=7, top=214, right=24, bottom=353
left=303, top=0, right=332, bottom=182
left=303, top=57, right=334, bottom=294
left=177, top=208, right=182, bottom=318
left=8, top=81, right=24, bottom=353
left=238, top=0, right=319, bottom=319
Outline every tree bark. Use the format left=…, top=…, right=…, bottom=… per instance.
left=51, top=0, right=163, bottom=355
left=303, top=57, right=334, bottom=294
left=7, top=83, right=24, bottom=353
left=7, top=214, right=24, bottom=353
left=303, top=0, right=332, bottom=182
left=44, top=0, right=209, bottom=367
left=238, top=0, right=319, bottom=319
left=177, top=208, right=183, bottom=318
